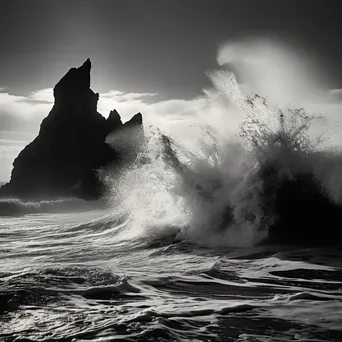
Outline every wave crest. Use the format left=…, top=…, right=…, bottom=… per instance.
left=102, top=70, right=342, bottom=247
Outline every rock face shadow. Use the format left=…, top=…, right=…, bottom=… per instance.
left=0, top=59, right=143, bottom=200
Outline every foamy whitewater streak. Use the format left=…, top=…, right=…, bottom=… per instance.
left=0, top=197, right=102, bottom=216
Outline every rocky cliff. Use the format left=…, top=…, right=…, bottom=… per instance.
left=0, top=59, right=143, bottom=199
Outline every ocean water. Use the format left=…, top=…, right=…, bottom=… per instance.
left=1, top=69, right=342, bottom=341
left=1, top=207, right=341, bottom=341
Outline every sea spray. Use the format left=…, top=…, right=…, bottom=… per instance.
left=103, top=70, right=342, bottom=247
left=102, top=128, right=187, bottom=243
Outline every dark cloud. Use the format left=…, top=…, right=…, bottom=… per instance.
left=1, top=1, right=342, bottom=97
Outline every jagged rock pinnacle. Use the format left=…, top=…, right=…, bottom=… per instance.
left=84, top=58, right=91, bottom=68
left=0, top=60, right=143, bottom=200
left=53, top=58, right=92, bottom=101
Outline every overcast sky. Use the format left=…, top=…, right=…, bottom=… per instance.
left=1, top=0, right=342, bottom=97
left=1, top=0, right=342, bottom=181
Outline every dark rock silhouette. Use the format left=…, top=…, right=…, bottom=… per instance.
left=0, top=59, right=143, bottom=199
left=259, top=164, right=342, bottom=245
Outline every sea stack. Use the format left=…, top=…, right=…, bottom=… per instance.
left=0, top=59, right=143, bottom=199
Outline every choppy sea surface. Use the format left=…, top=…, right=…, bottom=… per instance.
left=1, top=204, right=341, bottom=342
left=2, top=68, right=342, bottom=341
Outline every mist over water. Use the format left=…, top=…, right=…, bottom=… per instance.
left=1, top=39, right=342, bottom=341
left=99, top=39, right=342, bottom=248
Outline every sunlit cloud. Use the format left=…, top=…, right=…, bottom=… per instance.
left=100, top=90, right=158, bottom=102
left=98, top=91, right=207, bottom=123
left=29, top=88, right=54, bottom=103
left=329, top=89, right=342, bottom=103
left=0, top=133, right=29, bottom=183
left=0, top=91, right=52, bottom=132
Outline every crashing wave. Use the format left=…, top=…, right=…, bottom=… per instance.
left=103, top=71, right=342, bottom=247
